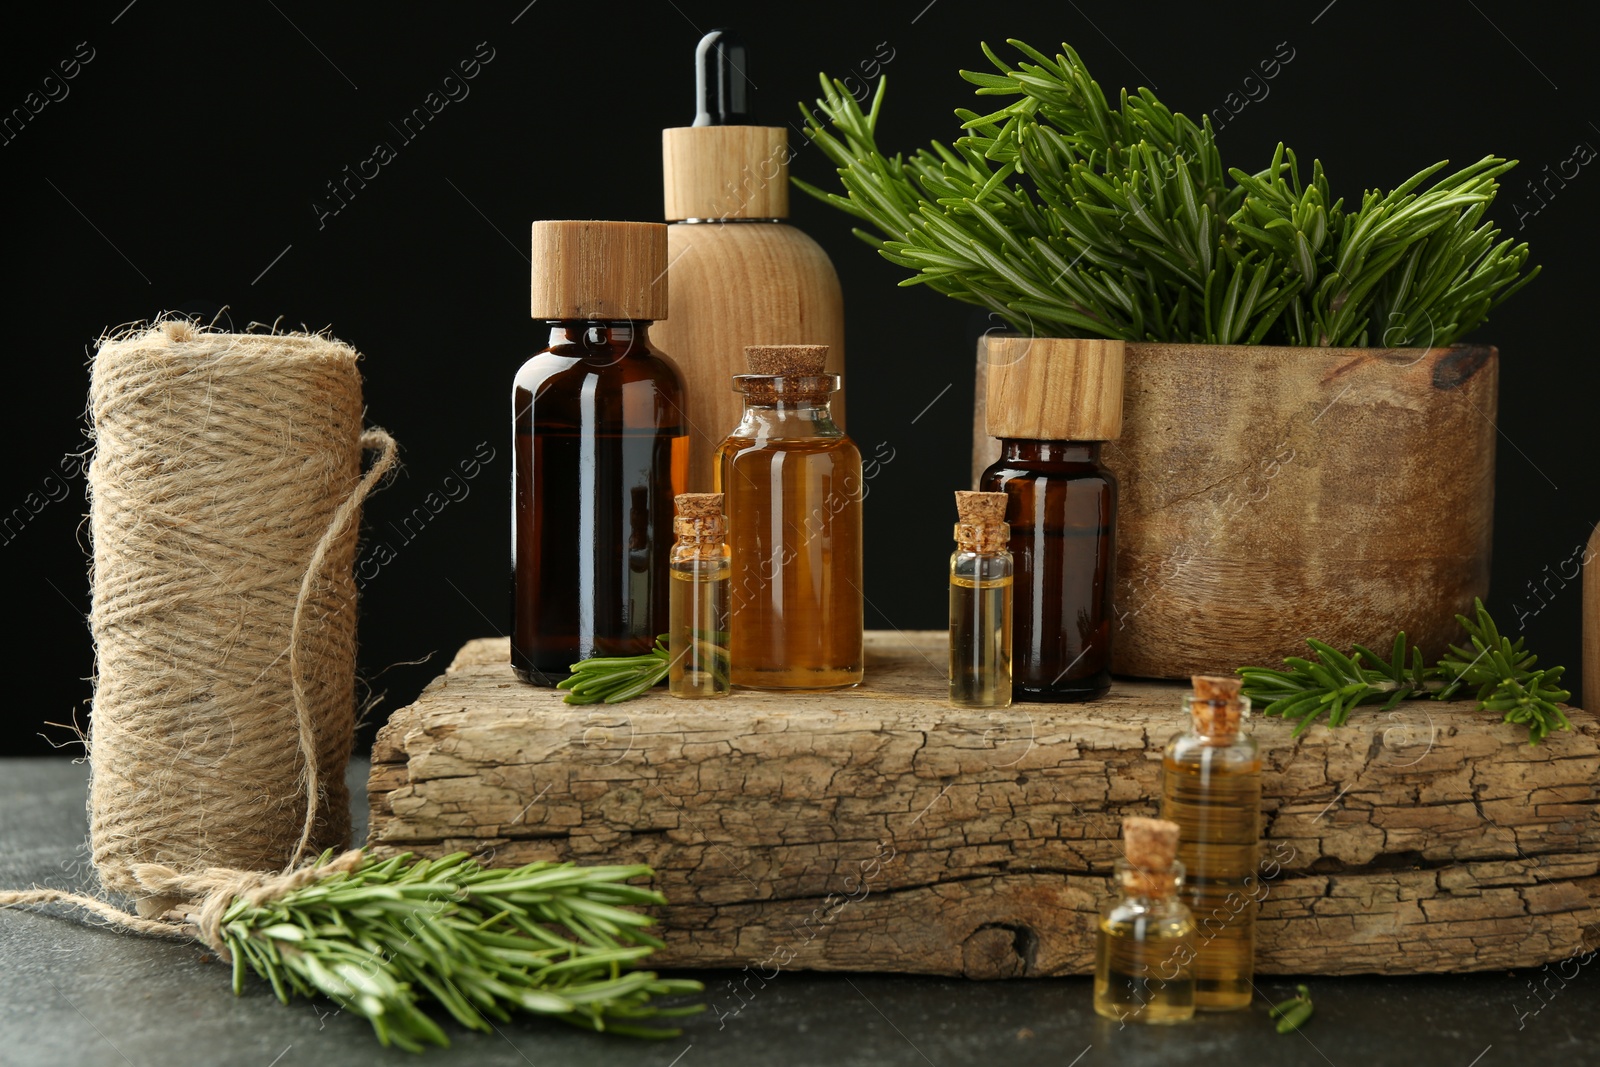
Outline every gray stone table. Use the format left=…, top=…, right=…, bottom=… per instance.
left=2, top=758, right=1593, bottom=1067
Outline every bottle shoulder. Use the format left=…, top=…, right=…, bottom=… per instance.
left=668, top=221, right=841, bottom=285
left=1102, top=895, right=1193, bottom=930
left=514, top=344, right=684, bottom=393
left=1164, top=730, right=1260, bottom=765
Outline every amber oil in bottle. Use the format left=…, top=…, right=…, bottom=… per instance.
left=1094, top=816, right=1197, bottom=1025
left=714, top=344, right=863, bottom=689
left=1160, top=675, right=1261, bottom=1011
left=669, top=492, right=731, bottom=698
left=949, top=491, right=1013, bottom=707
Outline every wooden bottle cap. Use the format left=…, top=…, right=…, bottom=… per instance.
left=1122, top=816, right=1180, bottom=871
left=1190, top=674, right=1245, bottom=736
left=984, top=337, right=1125, bottom=441
left=530, top=220, right=668, bottom=321
left=675, top=492, right=724, bottom=518
left=662, top=126, right=790, bottom=221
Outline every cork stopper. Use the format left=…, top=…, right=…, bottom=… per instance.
left=662, top=126, right=790, bottom=221
left=674, top=492, right=726, bottom=552
left=954, top=491, right=1010, bottom=554
left=1190, top=675, right=1245, bottom=737
left=1122, top=816, right=1182, bottom=898
left=675, top=492, right=724, bottom=519
left=530, top=220, right=669, bottom=321
left=745, top=345, right=828, bottom=375
left=984, top=337, right=1125, bottom=441
left=737, top=345, right=835, bottom=404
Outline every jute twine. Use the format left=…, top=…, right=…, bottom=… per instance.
left=0, top=320, right=396, bottom=952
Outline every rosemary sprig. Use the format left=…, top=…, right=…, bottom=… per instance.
left=1436, top=599, right=1571, bottom=742
left=557, top=636, right=671, bottom=704
left=797, top=40, right=1536, bottom=346
left=1269, top=984, right=1314, bottom=1033
left=221, top=850, right=702, bottom=1051
left=1238, top=600, right=1570, bottom=744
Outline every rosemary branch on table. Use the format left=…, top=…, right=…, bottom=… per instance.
left=556, top=635, right=672, bottom=704
left=220, top=850, right=702, bottom=1051
left=1238, top=599, right=1570, bottom=744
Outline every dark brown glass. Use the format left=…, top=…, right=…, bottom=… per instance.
left=512, top=322, right=688, bottom=685
left=980, top=440, right=1116, bottom=701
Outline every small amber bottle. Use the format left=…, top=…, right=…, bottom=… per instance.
left=949, top=491, right=1013, bottom=708
left=512, top=221, right=688, bottom=685
left=979, top=338, right=1122, bottom=702
left=1094, top=816, right=1197, bottom=1025
left=714, top=344, right=863, bottom=689
left=669, top=493, right=731, bottom=698
left=1160, top=675, right=1262, bottom=1011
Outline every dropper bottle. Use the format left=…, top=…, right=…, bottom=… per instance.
left=949, top=490, right=1013, bottom=708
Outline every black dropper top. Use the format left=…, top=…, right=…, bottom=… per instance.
left=692, top=29, right=751, bottom=126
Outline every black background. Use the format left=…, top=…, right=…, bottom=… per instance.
left=2, top=0, right=1594, bottom=755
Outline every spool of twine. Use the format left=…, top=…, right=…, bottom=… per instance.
left=82, top=320, right=397, bottom=917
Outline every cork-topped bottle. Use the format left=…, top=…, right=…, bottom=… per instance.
left=715, top=344, right=863, bottom=688
left=1094, top=816, right=1197, bottom=1025
left=669, top=492, right=731, bottom=698
left=949, top=490, right=1013, bottom=708
left=654, top=29, right=846, bottom=492
left=512, top=221, right=688, bottom=684
left=1160, top=675, right=1262, bottom=1011
left=979, top=337, right=1122, bottom=702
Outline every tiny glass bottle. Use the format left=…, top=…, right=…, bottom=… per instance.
left=1160, top=675, right=1261, bottom=1011
left=1094, top=816, right=1197, bottom=1025
left=512, top=221, right=688, bottom=685
left=978, top=337, right=1121, bottom=702
left=669, top=492, right=731, bottom=698
left=714, top=344, right=863, bottom=689
left=949, top=490, right=1013, bottom=707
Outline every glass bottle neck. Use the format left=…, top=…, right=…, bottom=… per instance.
left=998, top=439, right=1101, bottom=463
left=541, top=320, right=652, bottom=349
left=733, top=394, right=842, bottom=438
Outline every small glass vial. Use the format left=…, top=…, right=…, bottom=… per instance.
left=949, top=491, right=1013, bottom=707
left=979, top=337, right=1121, bottom=702
left=512, top=221, right=688, bottom=685
left=1094, top=816, right=1197, bottom=1025
left=669, top=492, right=731, bottom=698
left=1160, top=675, right=1261, bottom=1011
left=714, top=344, right=863, bottom=689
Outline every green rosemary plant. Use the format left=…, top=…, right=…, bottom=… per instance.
left=222, top=851, right=701, bottom=1050
left=1238, top=600, right=1570, bottom=743
left=797, top=40, right=1536, bottom=346
left=558, top=635, right=671, bottom=704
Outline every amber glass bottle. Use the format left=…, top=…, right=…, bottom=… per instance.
left=714, top=344, right=863, bottom=688
left=979, top=337, right=1123, bottom=702
left=1160, top=675, right=1261, bottom=1011
left=512, top=221, right=688, bottom=685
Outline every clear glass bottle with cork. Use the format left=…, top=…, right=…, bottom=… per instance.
left=512, top=220, right=688, bottom=685
left=949, top=490, right=1013, bottom=708
left=1160, top=675, right=1261, bottom=1011
left=714, top=343, right=862, bottom=688
left=669, top=492, right=731, bottom=698
left=1094, top=816, right=1197, bottom=1025
left=979, top=337, right=1122, bottom=702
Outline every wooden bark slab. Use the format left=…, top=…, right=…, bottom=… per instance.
left=369, top=632, right=1600, bottom=977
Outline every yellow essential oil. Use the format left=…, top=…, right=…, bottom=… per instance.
left=668, top=494, right=731, bottom=698
left=1160, top=677, right=1262, bottom=1011
left=948, top=491, right=1013, bottom=708
left=1093, top=817, right=1197, bottom=1025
